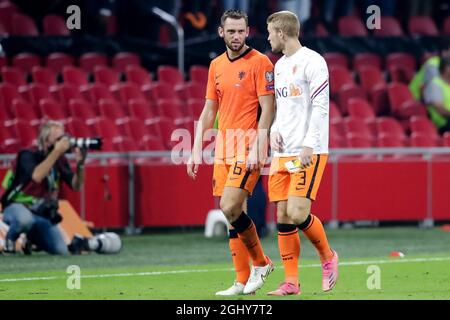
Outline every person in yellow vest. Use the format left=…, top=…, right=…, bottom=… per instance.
left=409, top=47, right=450, bottom=101
left=423, top=57, right=450, bottom=134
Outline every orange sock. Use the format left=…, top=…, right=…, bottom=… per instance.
left=229, top=231, right=250, bottom=284
left=298, top=214, right=333, bottom=263
left=232, top=212, right=268, bottom=266
left=238, top=222, right=267, bottom=266
left=277, top=224, right=300, bottom=286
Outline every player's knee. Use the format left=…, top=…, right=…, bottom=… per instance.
left=276, top=207, right=290, bottom=223
left=220, top=199, right=241, bottom=221
left=286, top=203, right=310, bottom=224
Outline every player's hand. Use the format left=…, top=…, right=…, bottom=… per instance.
left=270, top=131, right=283, bottom=152
left=299, top=147, right=314, bottom=169
left=53, top=136, right=71, bottom=155
left=246, top=145, right=260, bottom=171
left=187, top=155, right=200, bottom=180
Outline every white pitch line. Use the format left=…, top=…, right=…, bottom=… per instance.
left=1, top=256, right=449, bottom=283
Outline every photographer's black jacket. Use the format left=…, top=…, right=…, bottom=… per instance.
left=1, top=147, right=74, bottom=208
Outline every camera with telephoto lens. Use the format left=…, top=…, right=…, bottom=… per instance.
left=68, top=136, right=103, bottom=151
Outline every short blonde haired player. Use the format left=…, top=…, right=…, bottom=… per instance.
left=266, top=11, right=338, bottom=296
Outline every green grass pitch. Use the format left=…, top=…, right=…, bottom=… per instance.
left=0, top=227, right=449, bottom=300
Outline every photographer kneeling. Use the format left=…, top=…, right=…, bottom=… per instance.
left=1, top=120, right=87, bottom=255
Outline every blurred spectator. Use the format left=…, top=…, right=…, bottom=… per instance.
left=322, top=0, right=356, bottom=27
left=410, top=47, right=450, bottom=101
left=278, top=0, right=312, bottom=23
left=423, top=57, right=450, bottom=134
left=221, top=0, right=250, bottom=13
left=179, top=0, right=221, bottom=38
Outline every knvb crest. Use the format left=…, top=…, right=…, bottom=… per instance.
left=238, top=71, right=246, bottom=80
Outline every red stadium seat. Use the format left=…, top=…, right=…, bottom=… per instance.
left=410, top=132, right=438, bottom=147
left=125, top=65, right=153, bottom=89
left=346, top=133, right=373, bottom=148
left=39, top=99, right=67, bottom=121
left=113, top=82, right=146, bottom=104
left=155, top=117, right=178, bottom=149
left=112, top=52, right=141, bottom=72
left=62, top=66, right=88, bottom=86
left=187, top=99, right=204, bottom=119
left=51, top=83, right=84, bottom=104
left=11, top=13, right=38, bottom=36
left=443, top=132, right=450, bottom=146
left=81, top=83, right=116, bottom=104
left=69, top=99, right=98, bottom=121
left=444, top=16, right=450, bottom=36
left=25, top=83, right=57, bottom=107
left=90, top=117, right=122, bottom=151
left=388, top=65, right=415, bottom=84
left=14, top=120, right=38, bottom=148
left=387, top=82, right=414, bottom=112
left=386, top=53, right=416, bottom=73
left=323, top=52, right=349, bottom=69
left=343, top=117, right=376, bottom=144
left=189, top=65, right=208, bottom=84
left=0, top=83, right=26, bottom=107
left=116, top=137, right=139, bottom=152
left=1, top=67, right=26, bottom=86
left=353, top=53, right=382, bottom=71
left=408, top=16, right=438, bottom=36
left=12, top=53, right=41, bottom=72
left=157, top=99, right=193, bottom=125
left=12, top=99, right=41, bottom=127
left=1, top=138, right=22, bottom=153
left=175, top=82, right=206, bottom=100
left=157, top=65, right=184, bottom=85
left=46, top=53, right=75, bottom=73
left=43, top=14, right=70, bottom=36
left=329, top=101, right=342, bottom=121
left=79, top=53, right=108, bottom=73
left=347, top=98, right=376, bottom=121
left=94, top=66, right=121, bottom=86
left=410, top=116, right=439, bottom=138
left=373, top=17, right=404, bottom=36
left=0, top=2, right=18, bottom=32
left=98, top=99, right=128, bottom=122
left=66, top=117, right=95, bottom=138
left=315, top=22, right=329, bottom=37
left=0, top=20, right=9, bottom=36
left=0, top=56, right=7, bottom=69
left=119, top=117, right=162, bottom=150
left=127, top=99, right=157, bottom=124
left=377, top=133, right=407, bottom=147
left=329, top=66, right=354, bottom=97
left=357, top=66, right=386, bottom=93
left=149, top=82, right=177, bottom=100
left=369, top=84, right=389, bottom=116
left=32, top=66, right=57, bottom=86
left=376, top=117, right=408, bottom=144
left=338, top=16, right=368, bottom=36
left=337, top=84, right=367, bottom=115
left=387, top=83, right=427, bottom=119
